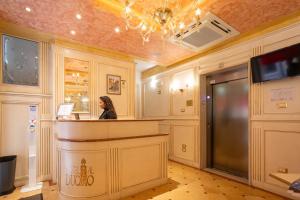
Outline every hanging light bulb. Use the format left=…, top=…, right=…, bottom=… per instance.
left=179, top=22, right=185, bottom=30
left=125, top=5, right=131, bottom=14
left=141, top=23, right=147, bottom=31
left=121, top=0, right=205, bottom=44
left=125, top=6, right=131, bottom=14
left=195, top=8, right=202, bottom=16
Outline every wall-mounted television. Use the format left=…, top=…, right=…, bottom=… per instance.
left=251, top=43, right=300, bottom=83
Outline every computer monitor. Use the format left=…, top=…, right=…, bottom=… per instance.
left=57, top=103, right=74, bottom=117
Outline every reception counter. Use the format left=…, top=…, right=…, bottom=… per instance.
left=55, top=120, right=168, bottom=200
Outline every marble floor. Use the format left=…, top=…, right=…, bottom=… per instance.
left=0, top=161, right=289, bottom=200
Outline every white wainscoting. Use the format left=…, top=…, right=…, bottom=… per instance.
left=0, top=99, right=52, bottom=186
left=142, top=21, right=300, bottom=199
left=251, top=121, right=300, bottom=199
left=160, top=120, right=200, bottom=168
left=0, top=102, right=32, bottom=183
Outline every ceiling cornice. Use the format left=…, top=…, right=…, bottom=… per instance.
left=0, top=19, right=54, bottom=42
left=0, top=19, right=154, bottom=64
left=142, top=10, right=300, bottom=79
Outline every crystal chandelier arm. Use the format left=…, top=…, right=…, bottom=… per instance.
left=119, top=0, right=203, bottom=43
left=124, top=16, right=142, bottom=30
left=125, top=0, right=136, bottom=7
left=163, top=0, right=167, bottom=10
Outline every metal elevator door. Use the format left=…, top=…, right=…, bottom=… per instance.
left=206, top=66, right=249, bottom=179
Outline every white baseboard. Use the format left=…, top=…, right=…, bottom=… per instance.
left=169, top=156, right=200, bottom=168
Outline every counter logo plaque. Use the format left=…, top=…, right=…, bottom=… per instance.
left=65, top=158, right=95, bottom=186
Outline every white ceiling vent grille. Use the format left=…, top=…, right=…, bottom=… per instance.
left=170, top=12, right=239, bottom=51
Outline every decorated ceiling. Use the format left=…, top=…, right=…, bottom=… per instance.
left=0, top=0, right=300, bottom=66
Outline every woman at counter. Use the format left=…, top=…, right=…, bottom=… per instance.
left=99, top=96, right=117, bottom=119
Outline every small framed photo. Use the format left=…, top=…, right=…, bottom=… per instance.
left=107, top=74, right=121, bottom=95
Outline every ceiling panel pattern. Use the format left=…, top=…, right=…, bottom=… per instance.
left=0, top=0, right=299, bottom=65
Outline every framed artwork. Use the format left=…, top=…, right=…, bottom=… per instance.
left=107, top=74, right=121, bottom=95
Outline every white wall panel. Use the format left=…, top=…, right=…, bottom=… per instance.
left=142, top=20, right=300, bottom=199
left=0, top=103, right=30, bottom=181
left=143, top=76, right=170, bottom=117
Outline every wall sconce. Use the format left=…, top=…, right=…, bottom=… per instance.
left=156, top=81, right=162, bottom=94
left=121, top=80, right=126, bottom=88
left=170, top=76, right=195, bottom=93
left=150, top=78, right=163, bottom=95
left=150, top=78, right=158, bottom=89
left=170, top=79, right=180, bottom=92
left=185, top=76, right=195, bottom=89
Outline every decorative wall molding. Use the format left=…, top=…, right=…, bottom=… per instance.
left=141, top=18, right=300, bottom=199
left=109, top=148, right=120, bottom=195
left=162, top=120, right=200, bottom=168
left=142, top=14, right=300, bottom=78
left=0, top=100, right=52, bottom=185
left=56, top=136, right=168, bottom=199
left=0, top=92, right=52, bottom=97
left=38, top=123, right=52, bottom=181
left=0, top=38, right=51, bottom=95
left=52, top=45, right=135, bottom=119
left=250, top=126, right=264, bottom=183
left=251, top=121, right=300, bottom=199
left=0, top=32, right=53, bottom=185
left=251, top=83, right=263, bottom=117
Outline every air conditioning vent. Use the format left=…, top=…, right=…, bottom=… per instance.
left=182, top=26, right=223, bottom=48
left=170, top=12, right=239, bottom=51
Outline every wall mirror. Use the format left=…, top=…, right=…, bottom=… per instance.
left=2, top=35, right=39, bottom=86
left=64, top=57, right=90, bottom=113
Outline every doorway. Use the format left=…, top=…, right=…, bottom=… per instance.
left=206, top=65, right=249, bottom=179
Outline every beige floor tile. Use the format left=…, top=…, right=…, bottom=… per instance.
left=1, top=161, right=289, bottom=200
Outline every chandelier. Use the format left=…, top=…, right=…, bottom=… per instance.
left=120, top=0, right=203, bottom=44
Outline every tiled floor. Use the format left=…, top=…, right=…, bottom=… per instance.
left=122, top=161, right=288, bottom=200
left=0, top=161, right=288, bottom=200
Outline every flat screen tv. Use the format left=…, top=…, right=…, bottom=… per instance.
left=251, top=43, right=300, bottom=83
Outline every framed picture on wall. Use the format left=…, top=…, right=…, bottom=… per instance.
left=107, top=74, right=121, bottom=95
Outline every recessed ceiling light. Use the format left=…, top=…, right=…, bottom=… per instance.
left=25, top=7, right=31, bottom=12
left=70, top=30, right=76, bottom=35
left=76, top=13, right=82, bottom=20
left=114, top=26, right=121, bottom=33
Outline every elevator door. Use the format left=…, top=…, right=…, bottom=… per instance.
left=212, top=78, right=248, bottom=178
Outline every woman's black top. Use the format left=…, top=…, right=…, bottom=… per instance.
left=99, top=109, right=117, bottom=119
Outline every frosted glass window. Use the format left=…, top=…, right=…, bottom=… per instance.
left=2, top=35, right=39, bottom=86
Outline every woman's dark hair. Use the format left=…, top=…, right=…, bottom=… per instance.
left=99, top=96, right=116, bottom=113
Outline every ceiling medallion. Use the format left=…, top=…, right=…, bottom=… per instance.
left=121, top=0, right=203, bottom=44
